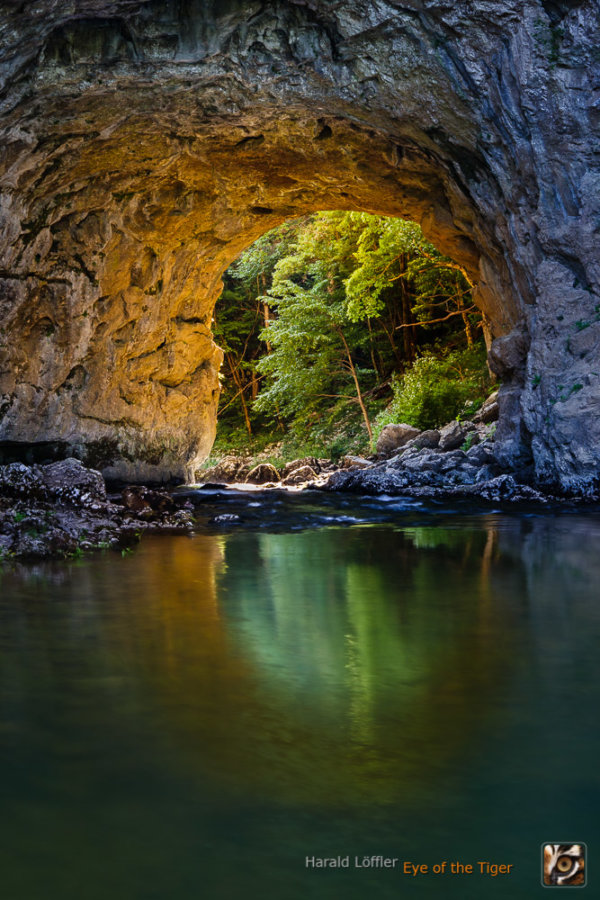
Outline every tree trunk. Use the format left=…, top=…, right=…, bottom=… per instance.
left=461, top=306, right=475, bottom=347
left=400, top=261, right=416, bottom=362
left=366, top=317, right=381, bottom=377
left=334, top=325, right=373, bottom=443
left=228, top=353, right=252, bottom=436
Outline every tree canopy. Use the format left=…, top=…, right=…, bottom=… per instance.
left=213, top=211, right=488, bottom=458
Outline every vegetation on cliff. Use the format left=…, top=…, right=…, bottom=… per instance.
left=212, top=213, right=490, bottom=462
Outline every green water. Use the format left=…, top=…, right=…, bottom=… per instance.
left=1, top=505, right=599, bottom=898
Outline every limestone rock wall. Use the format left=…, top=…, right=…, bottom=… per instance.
left=0, top=0, right=598, bottom=489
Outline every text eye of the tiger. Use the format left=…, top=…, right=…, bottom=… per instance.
left=557, top=856, right=574, bottom=873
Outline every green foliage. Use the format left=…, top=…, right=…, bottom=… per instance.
left=216, top=210, right=487, bottom=458
left=374, top=345, right=491, bottom=434
left=212, top=221, right=308, bottom=439
left=461, top=432, right=478, bottom=452
left=228, top=220, right=301, bottom=288
left=344, top=217, right=423, bottom=320
left=277, top=397, right=374, bottom=461
left=208, top=425, right=279, bottom=460
left=558, top=382, right=584, bottom=402
left=344, top=215, right=474, bottom=333
left=253, top=263, right=370, bottom=420
left=575, top=320, right=590, bottom=331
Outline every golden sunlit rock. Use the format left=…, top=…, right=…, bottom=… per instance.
left=0, top=2, right=598, bottom=490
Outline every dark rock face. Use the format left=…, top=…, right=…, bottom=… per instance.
left=414, top=430, right=441, bottom=450
left=438, top=421, right=471, bottom=452
left=121, top=484, right=177, bottom=515
left=0, top=2, right=599, bottom=492
left=324, top=442, right=548, bottom=503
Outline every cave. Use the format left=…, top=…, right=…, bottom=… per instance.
left=0, top=1, right=598, bottom=491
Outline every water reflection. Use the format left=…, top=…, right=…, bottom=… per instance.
left=202, top=525, right=513, bottom=804
left=0, top=519, right=530, bottom=808
left=1, top=512, right=599, bottom=893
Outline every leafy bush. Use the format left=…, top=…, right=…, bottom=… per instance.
left=374, top=344, right=491, bottom=435
left=274, top=396, right=373, bottom=461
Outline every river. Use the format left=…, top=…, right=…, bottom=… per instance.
left=1, top=489, right=599, bottom=898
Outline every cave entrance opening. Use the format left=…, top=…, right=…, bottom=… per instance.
left=1, top=105, right=519, bottom=485
left=207, top=210, right=492, bottom=478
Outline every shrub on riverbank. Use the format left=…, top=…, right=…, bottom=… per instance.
left=374, top=345, right=491, bottom=437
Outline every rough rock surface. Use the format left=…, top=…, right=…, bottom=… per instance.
left=438, top=421, right=472, bottom=452
left=474, top=392, right=500, bottom=424
left=414, top=430, right=441, bottom=450
left=199, top=453, right=334, bottom=485
left=323, top=442, right=549, bottom=503
left=341, top=455, right=372, bottom=469
left=283, top=457, right=320, bottom=477
left=376, top=424, right=421, bottom=456
left=0, top=2, right=599, bottom=492
left=0, top=458, right=193, bottom=559
left=246, top=463, right=281, bottom=484
left=197, top=455, right=252, bottom=484
left=281, top=464, right=318, bottom=485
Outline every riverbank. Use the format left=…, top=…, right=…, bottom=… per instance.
left=197, top=405, right=554, bottom=504
left=1, top=415, right=595, bottom=561
left=0, top=458, right=194, bottom=561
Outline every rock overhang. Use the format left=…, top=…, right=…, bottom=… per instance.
left=0, top=0, right=598, bottom=490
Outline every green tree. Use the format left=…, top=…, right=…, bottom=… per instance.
left=254, top=214, right=377, bottom=441
left=344, top=215, right=478, bottom=350
left=374, top=346, right=491, bottom=433
left=215, top=211, right=486, bottom=456
left=213, top=221, right=301, bottom=439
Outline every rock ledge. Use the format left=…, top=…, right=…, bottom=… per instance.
left=0, top=458, right=194, bottom=560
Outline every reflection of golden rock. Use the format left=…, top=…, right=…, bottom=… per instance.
left=117, top=526, right=514, bottom=808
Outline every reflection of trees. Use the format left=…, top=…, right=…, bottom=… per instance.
left=9, top=514, right=596, bottom=809
left=213, top=525, right=515, bottom=804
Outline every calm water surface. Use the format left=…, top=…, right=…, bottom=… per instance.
left=1, top=492, right=599, bottom=899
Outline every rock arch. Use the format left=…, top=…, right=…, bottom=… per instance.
left=0, top=0, right=598, bottom=490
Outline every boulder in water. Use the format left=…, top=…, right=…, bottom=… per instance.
left=340, top=455, right=372, bottom=469
left=122, top=485, right=176, bottom=515
left=283, top=457, right=320, bottom=477
left=197, top=456, right=248, bottom=484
